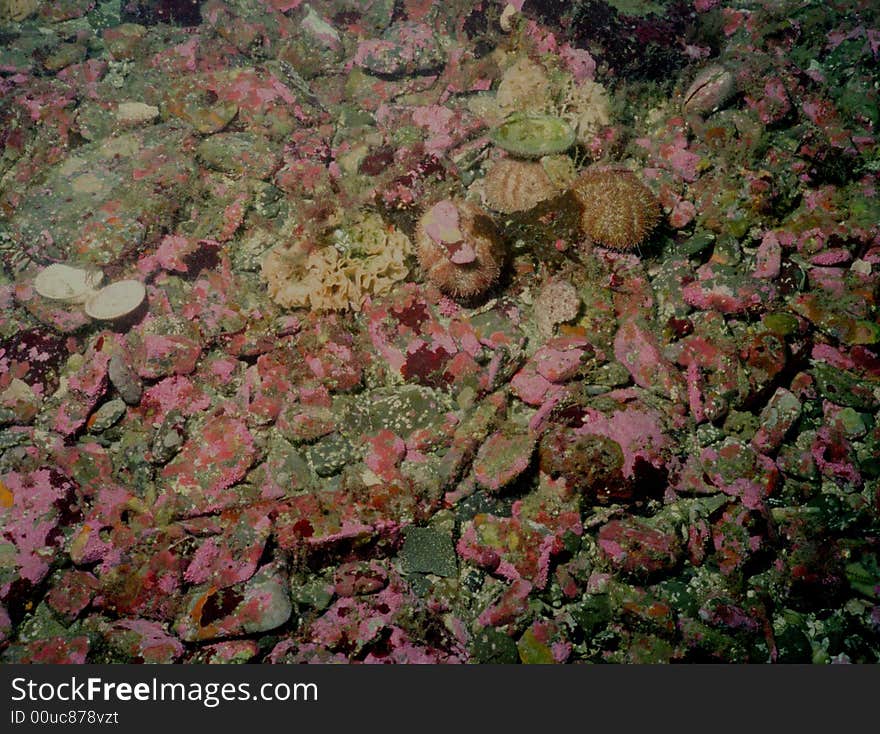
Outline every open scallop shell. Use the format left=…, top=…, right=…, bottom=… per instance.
left=33, top=264, right=104, bottom=304
left=84, top=280, right=147, bottom=321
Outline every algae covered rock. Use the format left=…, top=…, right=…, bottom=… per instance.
left=6, top=124, right=196, bottom=267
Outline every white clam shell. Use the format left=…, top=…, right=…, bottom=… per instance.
left=33, top=263, right=104, bottom=304
left=84, top=279, right=147, bottom=320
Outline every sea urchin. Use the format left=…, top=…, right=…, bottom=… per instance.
left=571, top=169, right=661, bottom=251
left=415, top=199, right=503, bottom=299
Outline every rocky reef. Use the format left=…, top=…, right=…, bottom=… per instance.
left=0, top=0, right=878, bottom=666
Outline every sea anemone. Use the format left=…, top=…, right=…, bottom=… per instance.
left=415, top=199, right=503, bottom=299
left=482, top=158, right=559, bottom=214
left=571, top=169, right=661, bottom=251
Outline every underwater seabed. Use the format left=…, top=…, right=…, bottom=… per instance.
left=0, top=0, right=878, bottom=663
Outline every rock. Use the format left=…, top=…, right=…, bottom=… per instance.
left=597, top=518, right=683, bottom=577
left=751, top=388, right=802, bottom=454
left=196, top=132, right=280, bottom=179
left=87, top=399, right=127, bottom=433
left=176, top=563, right=292, bottom=642
left=401, top=527, right=458, bottom=577
left=354, top=22, right=446, bottom=77
left=473, top=427, right=535, bottom=492
left=116, top=101, right=160, bottom=126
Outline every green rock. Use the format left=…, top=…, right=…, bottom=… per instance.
left=470, top=628, right=519, bottom=664
left=773, top=612, right=813, bottom=663
left=762, top=311, right=799, bottom=336
left=571, top=594, right=612, bottom=637
left=401, top=527, right=458, bottom=578
left=196, top=132, right=280, bottom=179
left=307, top=433, right=355, bottom=477
left=517, top=627, right=556, bottom=664
left=812, top=363, right=879, bottom=410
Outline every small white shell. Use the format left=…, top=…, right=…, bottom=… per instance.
left=84, top=280, right=146, bottom=320
left=33, top=263, right=103, bottom=304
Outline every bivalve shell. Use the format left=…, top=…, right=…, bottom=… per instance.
left=33, top=263, right=104, bottom=304
left=84, top=279, right=147, bottom=321
left=683, top=64, right=736, bottom=117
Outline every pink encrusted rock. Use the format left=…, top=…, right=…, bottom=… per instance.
left=4, top=636, right=90, bottom=664
left=812, top=425, right=862, bottom=487
left=0, top=604, right=10, bottom=644
left=52, top=333, right=112, bottom=436
left=518, top=619, right=572, bottom=664
left=614, top=320, right=685, bottom=402
left=473, top=428, right=536, bottom=492
left=754, top=231, right=783, bottom=279
left=159, top=415, right=257, bottom=518
left=241, top=355, right=294, bottom=426
left=362, top=625, right=466, bottom=664
left=744, top=77, right=791, bottom=125
left=510, top=363, right=557, bottom=406
left=333, top=561, right=388, bottom=597
left=0, top=468, right=81, bottom=600
left=576, top=402, right=672, bottom=480
left=137, top=234, right=205, bottom=275
left=186, top=640, right=259, bottom=664
left=751, top=387, right=802, bottom=454
left=458, top=479, right=580, bottom=590
left=305, top=584, right=408, bottom=652
left=682, top=262, right=776, bottom=314
left=184, top=506, right=273, bottom=589
left=354, top=22, right=446, bottom=77
left=46, top=570, right=99, bottom=622
left=15, top=282, right=93, bottom=333
left=104, top=619, right=185, bottom=664
left=597, top=518, right=683, bottom=576
left=136, top=375, right=211, bottom=426
left=273, top=486, right=412, bottom=559
left=477, top=578, right=533, bottom=629
left=669, top=198, right=697, bottom=228
left=176, top=562, right=292, bottom=642
left=92, top=531, right=186, bottom=621
left=364, top=430, right=407, bottom=483
left=700, top=439, right=779, bottom=510
left=711, top=504, right=767, bottom=576
left=532, top=337, right=591, bottom=383
left=126, top=315, right=203, bottom=380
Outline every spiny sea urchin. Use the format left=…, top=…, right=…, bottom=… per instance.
left=415, top=199, right=503, bottom=299
left=571, top=169, right=661, bottom=251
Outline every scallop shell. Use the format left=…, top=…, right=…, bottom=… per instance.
left=33, top=263, right=104, bottom=304
left=84, top=280, right=146, bottom=320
